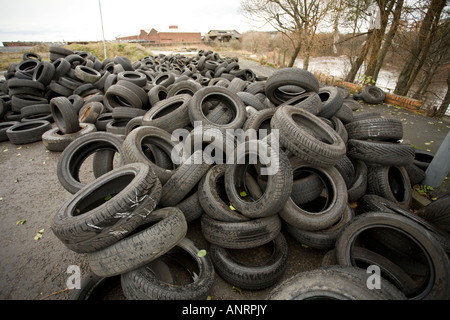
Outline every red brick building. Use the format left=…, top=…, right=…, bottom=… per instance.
left=116, top=26, right=201, bottom=44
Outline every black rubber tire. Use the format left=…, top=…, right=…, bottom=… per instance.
left=361, top=85, right=386, bottom=104
left=121, top=126, right=184, bottom=184
left=201, top=214, right=282, bottom=249
left=50, top=96, right=81, bottom=134
left=209, top=233, right=289, bottom=290
left=188, top=86, right=247, bottom=130
left=267, top=265, right=406, bottom=300
left=279, top=157, right=348, bottom=231
left=347, top=139, right=415, bottom=167
left=317, top=86, right=344, bottom=119
left=70, top=273, right=122, bottom=300
left=111, top=107, right=146, bottom=120
left=285, top=204, right=354, bottom=250
left=42, top=123, right=97, bottom=152
left=279, top=91, right=323, bottom=115
left=148, top=85, right=168, bottom=107
left=52, top=162, right=162, bottom=253
left=236, top=91, right=267, bottom=111
left=159, top=150, right=212, bottom=207
left=347, top=159, right=368, bottom=202
left=6, top=120, right=52, bottom=145
left=198, top=164, right=251, bottom=222
left=166, top=79, right=202, bottom=97
left=355, top=194, right=450, bottom=254
left=271, top=105, right=346, bottom=168
left=404, top=163, right=426, bottom=186
left=345, top=118, right=403, bottom=141
left=32, top=61, right=55, bottom=86
left=175, top=191, right=204, bottom=223
left=334, top=155, right=356, bottom=188
left=417, top=193, right=450, bottom=232
left=20, top=104, right=50, bottom=117
left=366, top=165, right=412, bottom=209
left=74, top=65, right=102, bottom=83
left=141, top=94, right=191, bottom=133
left=242, top=108, right=275, bottom=139
left=104, top=84, right=143, bottom=109
left=78, top=101, right=104, bottom=124
left=0, top=121, right=20, bottom=142
left=120, top=237, right=215, bottom=300
left=265, top=68, right=319, bottom=106
left=224, top=140, right=293, bottom=218
left=117, top=71, right=147, bottom=87
left=335, top=211, right=450, bottom=300
left=87, top=207, right=187, bottom=277
left=349, top=246, right=419, bottom=296
left=57, top=131, right=125, bottom=194
left=413, top=149, right=434, bottom=170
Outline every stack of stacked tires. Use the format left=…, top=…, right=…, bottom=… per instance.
left=1, top=46, right=449, bottom=300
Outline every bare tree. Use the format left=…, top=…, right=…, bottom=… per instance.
left=393, top=0, right=447, bottom=96
left=240, top=0, right=334, bottom=69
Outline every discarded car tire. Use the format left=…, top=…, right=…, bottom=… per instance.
left=335, top=211, right=450, bottom=300
left=120, top=237, right=215, bottom=300
left=345, top=118, right=403, bottom=141
left=278, top=158, right=348, bottom=231
left=360, top=85, right=386, bottom=104
left=201, top=214, right=282, bottom=249
left=224, top=140, right=293, bottom=218
left=87, top=207, right=187, bottom=277
left=50, top=96, right=81, bottom=134
left=271, top=105, right=346, bottom=168
left=52, top=162, right=162, bottom=253
left=42, top=123, right=97, bottom=152
left=265, top=68, right=319, bottom=105
left=6, top=120, right=52, bottom=145
left=57, top=132, right=124, bottom=194
left=209, top=233, right=289, bottom=290
left=121, top=126, right=184, bottom=185
left=159, top=150, right=212, bottom=207
left=267, top=265, right=406, bottom=300
left=366, top=165, right=412, bottom=209
left=347, top=139, right=415, bottom=167
left=188, top=86, right=247, bottom=130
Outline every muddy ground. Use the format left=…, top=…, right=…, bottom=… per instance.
left=0, top=59, right=449, bottom=301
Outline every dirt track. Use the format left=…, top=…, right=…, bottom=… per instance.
left=0, top=59, right=449, bottom=300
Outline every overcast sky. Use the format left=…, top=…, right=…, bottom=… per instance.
left=0, top=0, right=272, bottom=44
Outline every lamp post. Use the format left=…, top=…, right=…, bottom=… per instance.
left=99, top=0, right=107, bottom=60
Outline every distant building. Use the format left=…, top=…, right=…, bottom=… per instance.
left=116, top=26, right=201, bottom=44
left=204, top=30, right=241, bottom=42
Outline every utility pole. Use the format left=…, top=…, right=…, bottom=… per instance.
left=99, top=0, right=107, bottom=60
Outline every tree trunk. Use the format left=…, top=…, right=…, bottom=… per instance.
left=394, top=0, right=446, bottom=96
left=288, top=42, right=302, bottom=68
left=345, top=29, right=375, bottom=83
left=373, top=0, right=404, bottom=82
left=364, top=0, right=395, bottom=79
left=402, top=14, right=440, bottom=96
left=433, top=72, right=450, bottom=118
left=412, top=62, right=439, bottom=100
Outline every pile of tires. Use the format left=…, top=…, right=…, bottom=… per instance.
left=1, top=47, right=449, bottom=300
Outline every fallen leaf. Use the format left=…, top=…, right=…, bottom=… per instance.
left=16, top=220, right=26, bottom=225
left=239, top=191, right=247, bottom=197
left=197, top=249, right=207, bottom=257
left=232, top=286, right=242, bottom=294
